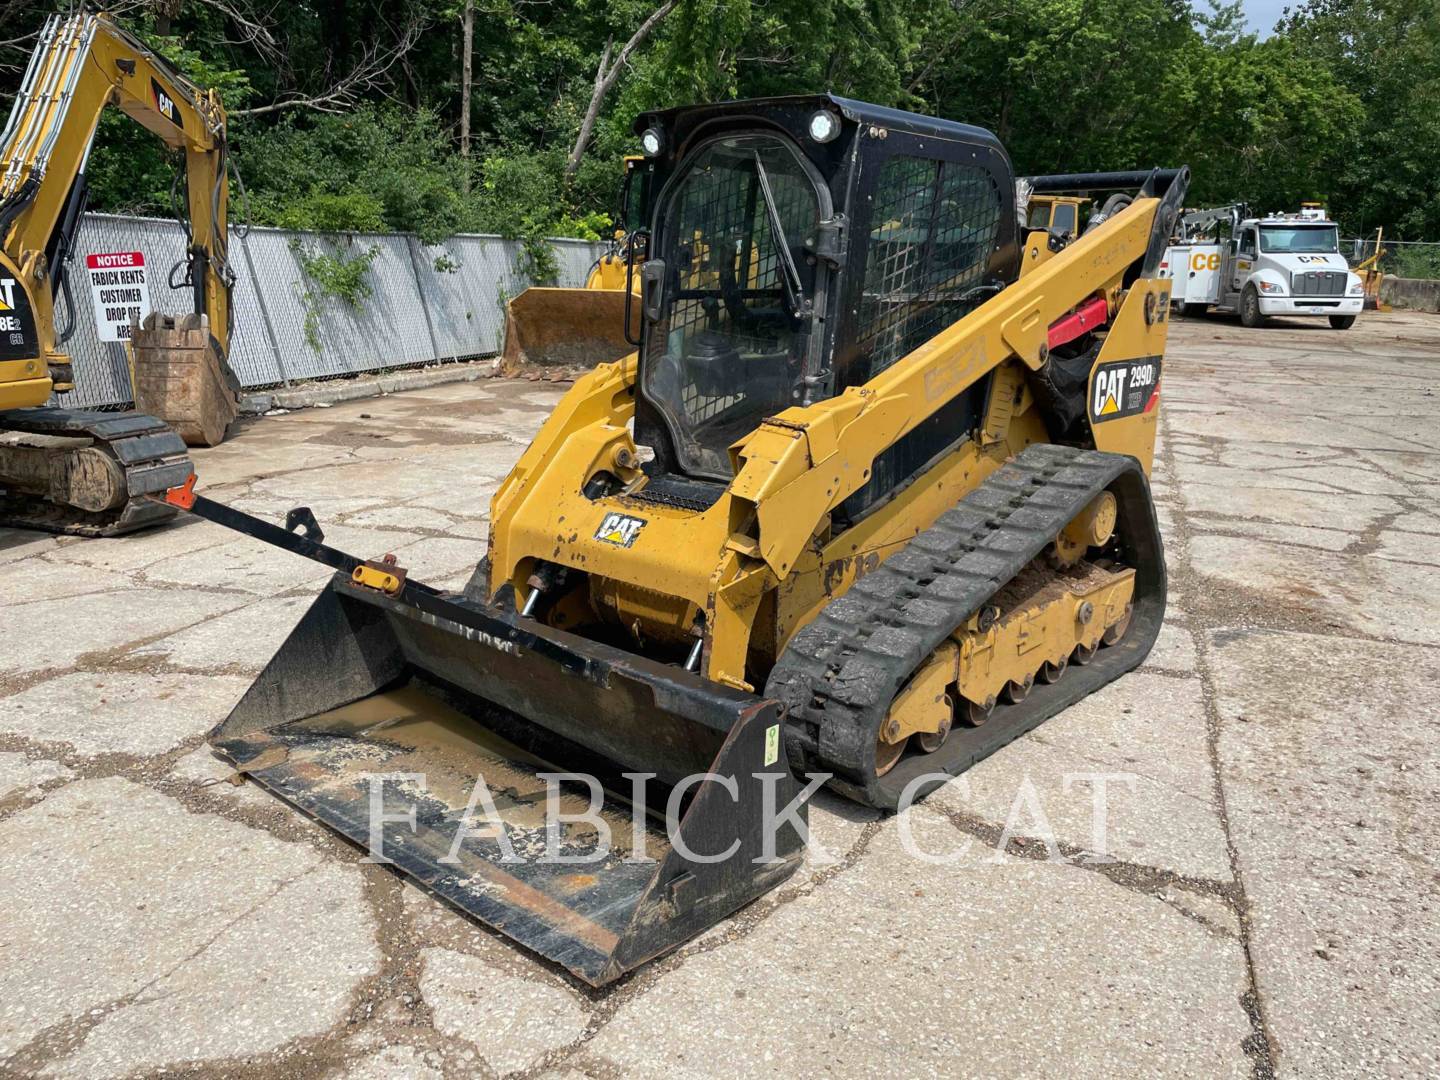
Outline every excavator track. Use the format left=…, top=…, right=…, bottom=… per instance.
left=766, top=443, right=1166, bottom=810
left=0, top=407, right=191, bottom=536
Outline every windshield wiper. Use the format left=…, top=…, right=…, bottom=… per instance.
left=752, top=152, right=806, bottom=316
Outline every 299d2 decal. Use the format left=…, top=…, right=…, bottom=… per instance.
left=1090, top=356, right=1161, bottom=424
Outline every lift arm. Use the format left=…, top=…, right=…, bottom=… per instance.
left=0, top=11, right=232, bottom=407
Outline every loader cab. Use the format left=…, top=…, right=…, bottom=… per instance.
left=1027, top=195, right=1087, bottom=238
left=627, top=94, right=1020, bottom=496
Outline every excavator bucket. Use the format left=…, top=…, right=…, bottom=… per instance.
left=499, top=288, right=634, bottom=378
left=209, top=575, right=805, bottom=985
left=131, top=313, right=238, bottom=447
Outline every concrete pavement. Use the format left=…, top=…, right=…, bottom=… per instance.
left=1, top=309, right=1437, bottom=1078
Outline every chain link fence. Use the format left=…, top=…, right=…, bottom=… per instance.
left=56, top=213, right=605, bottom=408
left=1344, top=236, right=1440, bottom=279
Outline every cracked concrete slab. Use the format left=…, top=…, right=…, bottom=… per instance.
left=388, top=535, right=487, bottom=583
left=337, top=504, right=478, bottom=534
left=419, top=947, right=587, bottom=1075
left=4, top=556, right=158, bottom=607
left=400, top=884, right=530, bottom=968
left=0, top=587, right=248, bottom=678
left=1143, top=621, right=1199, bottom=674
left=39, top=518, right=230, bottom=574
left=1265, top=464, right=1413, bottom=497
left=1, top=310, right=1437, bottom=1078
left=930, top=673, right=1232, bottom=880
left=0, top=752, right=72, bottom=800
left=333, top=1044, right=446, bottom=1080
left=587, top=810, right=1252, bottom=1077
left=0, top=778, right=378, bottom=1072
left=167, top=746, right=286, bottom=813
left=1167, top=460, right=1343, bottom=495
left=1163, top=408, right=1430, bottom=454
left=1189, top=519, right=1356, bottom=553
left=1373, top=528, right=1440, bottom=568
left=0, top=671, right=251, bottom=756
left=1206, top=628, right=1440, bottom=1077
left=127, top=594, right=315, bottom=673
left=0, top=528, right=59, bottom=564
left=1179, top=483, right=1401, bottom=533
left=1188, top=534, right=1440, bottom=645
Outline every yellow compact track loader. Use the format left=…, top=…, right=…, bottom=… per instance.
left=499, top=156, right=651, bottom=377
left=0, top=13, right=237, bottom=535
left=171, top=95, right=1185, bottom=985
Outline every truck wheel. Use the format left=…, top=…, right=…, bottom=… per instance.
left=1239, top=286, right=1267, bottom=328
left=1329, top=315, right=1356, bottom=330
left=1182, top=302, right=1208, bottom=318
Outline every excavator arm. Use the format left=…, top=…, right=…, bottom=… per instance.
left=0, top=11, right=232, bottom=405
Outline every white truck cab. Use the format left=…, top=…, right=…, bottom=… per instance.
left=1162, top=203, right=1364, bottom=329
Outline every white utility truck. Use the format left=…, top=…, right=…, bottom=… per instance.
left=1162, top=203, right=1364, bottom=329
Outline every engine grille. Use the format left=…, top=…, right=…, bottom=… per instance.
left=1291, top=270, right=1347, bottom=297
left=624, top=473, right=725, bottom=512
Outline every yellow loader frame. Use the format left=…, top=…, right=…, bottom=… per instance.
left=487, top=186, right=1176, bottom=691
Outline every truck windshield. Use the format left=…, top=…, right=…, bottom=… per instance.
left=642, top=134, right=822, bottom=479
left=1258, top=225, right=1339, bottom=254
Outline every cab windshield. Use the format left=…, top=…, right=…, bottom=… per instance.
left=1258, top=225, right=1339, bottom=254
left=643, top=134, right=822, bottom=479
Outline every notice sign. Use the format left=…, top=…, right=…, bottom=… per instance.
left=85, top=251, right=151, bottom=342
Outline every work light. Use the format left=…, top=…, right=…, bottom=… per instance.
left=808, top=110, right=840, bottom=143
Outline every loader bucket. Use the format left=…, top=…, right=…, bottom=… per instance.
left=209, top=576, right=805, bottom=985
left=499, top=287, right=634, bottom=378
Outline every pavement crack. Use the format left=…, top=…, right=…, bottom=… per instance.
left=507, top=818, right=888, bottom=1077
left=1159, top=404, right=1279, bottom=1080
left=926, top=799, right=1236, bottom=907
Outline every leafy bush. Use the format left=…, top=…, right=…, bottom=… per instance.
left=272, top=190, right=387, bottom=233
left=289, top=238, right=381, bottom=351
left=1391, top=246, right=1440, bottom=281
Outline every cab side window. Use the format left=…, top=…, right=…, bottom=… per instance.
left=1238, top=229, right=1257, bottom=257
left=1051, top=202, right=1077, bottom=236
left=854, top=155, right=1002, bottom=380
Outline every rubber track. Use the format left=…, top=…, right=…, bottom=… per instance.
left=765, top=443, right=1166, bottom=810
left=0, top=407, right=191, bottom=536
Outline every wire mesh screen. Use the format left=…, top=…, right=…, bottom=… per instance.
left=414, top=236, right=511, bottom=360
left=242, top=229, right=437, bottom=383
left=46, top=213, right=603, bottom=407
left=643, top=136, right=818, bottom=476
left=550, top=238, right=605, bottom=290
left=837, top=153, right=1003, bottom=521
left=855, top=155, right=1002, bottom=379
left=412, top=235, right=597, bottom=360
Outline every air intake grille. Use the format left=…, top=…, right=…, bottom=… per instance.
left=1291, top=270, right=1346, bottom=297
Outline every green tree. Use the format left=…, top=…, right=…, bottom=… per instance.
left=1279, top=0, right=1440, bottom=236
left=2, top=0, right=1435, bottom=241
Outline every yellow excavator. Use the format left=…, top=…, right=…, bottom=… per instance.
left=164, top=95, right=1185, bottom=985
left=0, top=12, right=235, bottom=535
left=498, top=156, right=650, bottom=377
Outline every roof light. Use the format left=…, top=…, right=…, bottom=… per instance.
left=808, top=110, right=839, bottom=144
left=640, top=127, right=664, bottom=157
